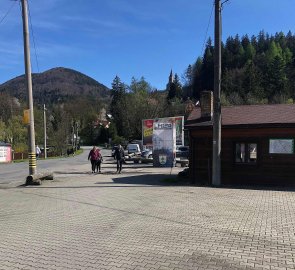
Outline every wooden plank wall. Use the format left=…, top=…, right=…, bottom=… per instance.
left=189, top=127, right=295, bottom=186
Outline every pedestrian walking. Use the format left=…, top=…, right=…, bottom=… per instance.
left=88, top=146, right=99, bottom=173
left=114, top=144, right=125, bottom=174
left=36, top=145, right=41, bottom=159
left=95, top=148, right=103, bottom=173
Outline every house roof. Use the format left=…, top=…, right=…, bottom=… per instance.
left=186, top=103, right=295, bottom=128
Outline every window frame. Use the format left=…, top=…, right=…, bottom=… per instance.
left=233, top=141, right=258, bottom=166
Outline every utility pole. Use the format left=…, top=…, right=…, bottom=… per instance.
left=212, top=0, right=222, bottom=186
left=21, top=0, right=36, bottom=175
left=43, top=104, right=47, bottom=159
left=75, top=121, right=79, bottom=151
left=72, top=120, right=75, bottom=150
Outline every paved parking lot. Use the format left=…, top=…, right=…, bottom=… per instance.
left=0, top=158, right=295, bottom=270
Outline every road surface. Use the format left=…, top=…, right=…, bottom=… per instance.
left=0, top=147, right=119, bottom=187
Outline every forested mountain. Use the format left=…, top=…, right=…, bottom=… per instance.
left=0, top=67, right=112, bottom=152
left=183, top=31, right=295, bottom=105
left=0, top=67, right=110, bottom=105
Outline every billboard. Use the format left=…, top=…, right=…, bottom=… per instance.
left=142, top=116, right=184, bottom=146
left=0, top=145, right=12, bottom=163
left=142, top=119, right=154, bottom=146
left=152, top=118, right=176, bottom=167
left=175, top=116, right=184, bottom=146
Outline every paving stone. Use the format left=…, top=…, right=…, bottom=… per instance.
left=1, top=159, right=295, bottom=269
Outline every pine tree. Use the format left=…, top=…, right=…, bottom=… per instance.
left=110, top=76, right=126, bottom=136
left=174, top=74, right=183, bottom=99
left=167, top=81, right=176, bottom=101
left=182, top=65, right=193, bottom=98
left=192, top=57, right=203, bottom=99
left=265, top=56, right=288, bottom=102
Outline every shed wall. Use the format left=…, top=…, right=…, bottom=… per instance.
left=189, top=127, right=295, bottom=185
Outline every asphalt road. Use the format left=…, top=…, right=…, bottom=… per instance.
left=0, top=146, right=111, bottom=187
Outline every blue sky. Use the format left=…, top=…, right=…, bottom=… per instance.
left=0, top=0, right=295, bottom=89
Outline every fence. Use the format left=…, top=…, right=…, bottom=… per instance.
left=12, top=151, right=59, bottom=160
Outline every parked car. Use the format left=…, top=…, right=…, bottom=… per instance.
left=176, top=146, right=189, bottom=159
left=141, top=149, right=153, bottom=159
left=127, top=143, right=141, bottom=155
left=141, top=149, right=153, bottom=163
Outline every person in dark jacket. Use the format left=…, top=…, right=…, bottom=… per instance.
left=114, top=144, right=124, bottom=173
left=88, top=146, right=99, bottom=173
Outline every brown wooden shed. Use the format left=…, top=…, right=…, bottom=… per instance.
left=185, top=103, right=295, bottom=186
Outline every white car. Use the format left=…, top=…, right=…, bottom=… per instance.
left=127, top=143, right=141, bottom=155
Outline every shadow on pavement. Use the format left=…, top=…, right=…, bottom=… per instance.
left=110, top=174, right=178, bottom=186
left=54, top=171, right=91, bottom=175
left=22, top=174, right=189, bottom=189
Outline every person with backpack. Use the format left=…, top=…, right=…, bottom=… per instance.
left=88, top=146, right=99, bottom=173
left=114, top=144, right=125, bottom=174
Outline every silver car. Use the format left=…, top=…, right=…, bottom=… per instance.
left=141, top=149, right=153, bottom=163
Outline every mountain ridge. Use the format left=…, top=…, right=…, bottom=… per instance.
left=0, top=67, right=111, bottom=104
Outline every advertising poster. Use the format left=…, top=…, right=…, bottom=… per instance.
left=142, top=119, right=154, bottom=146
left=174, top=116, right=184, bottom=146
left=153, top=118, right=176, bottom=167
left=0, top=145, right=12, bottom=163
left=269, top=139, right=294, bottom=154
left=142, top=116, right=184, bottom=147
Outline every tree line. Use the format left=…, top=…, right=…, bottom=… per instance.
left=186, top=31, right=295, bottom=104
left=109, top=75, right=187, bottom=144
left=2, top=30, right=295, bottom=151
left=0, top=76, right=188, bottom=152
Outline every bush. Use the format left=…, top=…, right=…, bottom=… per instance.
left=13, top=143, right=28, bottom=152
left=112, top=136, right=125, bottom=145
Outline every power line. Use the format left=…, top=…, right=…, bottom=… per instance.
left=200, top=1, right=214, bottom=57
left=220, top=0, right=230, bottom=9
left=221, top=0, right=230, bottom=8
left=27, top=0, right=40, bottom=73
left=0, top=0, right=17, bottom=25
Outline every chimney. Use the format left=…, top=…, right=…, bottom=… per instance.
left=200, top=91, right=213, bottom=118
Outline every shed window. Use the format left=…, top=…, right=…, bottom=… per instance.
left=235, top=143, right=257, bottom=164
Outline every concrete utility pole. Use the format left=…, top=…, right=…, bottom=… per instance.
left=75, top=121, right=79, bottom=151
left=212, top=0, right=222, bottom=186
left=21, top=0, right=36, bottom=175
left=44, top=104, right=47, bottom=159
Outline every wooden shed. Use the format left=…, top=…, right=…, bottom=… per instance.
left=185, top=100, right=295, bottom=186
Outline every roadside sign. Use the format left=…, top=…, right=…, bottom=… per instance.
left=23, top=109, right=30, bottom=125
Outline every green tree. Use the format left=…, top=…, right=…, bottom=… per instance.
left=245, top=43, right=256, bottom=60
left=110, top=76, right=126, bottom=137
left=192, top=57, right=203, bottom=99
left=173, top=74, right=183, bottom=99
left=130, top=76, right=152, bottom=94
left=0, top=120, right=7, bottom=142
left=265, top=56, right=288, bottom=102
left=6, top=116, right=27, bottom=150
left=243, top=60, right=264, bottom=101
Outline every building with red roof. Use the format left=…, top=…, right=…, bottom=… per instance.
left=185, top=91, right=295, bottom=186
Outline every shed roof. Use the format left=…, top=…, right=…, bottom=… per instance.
left=186, top=103, right=295, bottom=127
